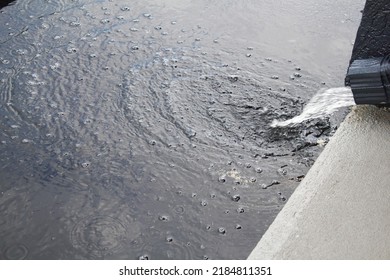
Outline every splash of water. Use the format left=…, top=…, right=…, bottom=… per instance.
left=271, top=87, right=355, bottom=127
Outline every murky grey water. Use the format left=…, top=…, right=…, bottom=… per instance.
left=0, top=0, right=364, bottom=259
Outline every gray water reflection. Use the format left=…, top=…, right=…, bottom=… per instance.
left=0, top=0, right=363, bottom=259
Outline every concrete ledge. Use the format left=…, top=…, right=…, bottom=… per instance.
left=248, top=105, right=390, bottom=259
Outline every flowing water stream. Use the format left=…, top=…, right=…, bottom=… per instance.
left=271, top=87, right=355, bottom=127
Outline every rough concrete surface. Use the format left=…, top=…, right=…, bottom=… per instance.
left=248, top=105, right=390, bottom=259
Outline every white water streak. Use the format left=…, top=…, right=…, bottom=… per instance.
left=271, top=87, right=355, bottom=127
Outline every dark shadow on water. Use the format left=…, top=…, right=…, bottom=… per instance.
left=0, top=0, right=16, bottom=10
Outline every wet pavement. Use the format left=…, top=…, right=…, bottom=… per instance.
left=0, top=0, right=364, bottom=259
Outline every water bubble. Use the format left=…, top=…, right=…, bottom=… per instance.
left=139, top=254, right=149, bottom=260
left=271, top=75, right=279, bottom=80
left=149, top=139, right=156, bottom=145
left=121, top=7, right=130, bottom=11
left=250, top=177, right=257, bottom=183
left=203, top=255, right=209, bottom=260
left=89, top=53, right=97, bottom=58
left=218, top=227, right=226, bottom=234
left=218, top=176, right=226, bottom=183
left=235, top=224, right=242, bottom=230
left=232, top=195, right=240, bottom=202
left=246, top=53, right=252, bottom=57
left=224, top=210, right=230, bottom=214
left=131, top=46, right=139, bottom=50
left=154, top=26, right=162, bottom=30
left=166, top=236, right=173, bottom=243
left=100, top=19, right=110, bottom=24
left=158, top=215, right=169, bottom=221
left=206, top=225, right=211, bottom=231
left=66, top=47, right=77, bottom=53
left=295, top=66, right=301, bottom=71
left=69, top=21, right=80, bottom=27
left=191, top=193, right=197, bottom=198
left=81, top=162, right=90, bottom=168
left=130, top=27, right=139, bottom=32
left=237, top=207, right=245, bottom=213
left=200, top=200, right=208, bottom=207
left=294, top=72, right=302, bottom=78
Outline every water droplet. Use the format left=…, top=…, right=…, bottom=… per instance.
left=237, top=207, right=245, bottom=213
left=295, top=66, right=301, bottom=71
left=232, top=195, right=240, bottom=202
left=149, top=139, right=156, bottom=145
left=250, top=177, right=257, bottom=183
left=89, top=53, right=97, bottom=58
left=236, top=224, right=242, bottom=230
left=154, top=25, right=162, bottom=30
left=131, top=46, right=139, bottom=50
left=218, top=227, right=226, bottom=234
left=200, top=200, right=207, bottom=207
left=246, top=53, right=252, bottom=57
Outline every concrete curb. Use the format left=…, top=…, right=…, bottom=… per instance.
left=248, top=105, right=390, bottom=259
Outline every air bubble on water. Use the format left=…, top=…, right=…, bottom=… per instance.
left=158, top=215, right=169, bottom=221
left=139, top=254, right=149, bottom=260
left=70, top=21, right=80, bottom=27
left=81, top=162, right=90, bottom=168
left=66, top=47, right=77, bottom=53
left=294, top=72, right=302, bottom=78
left=166, top=236, right=173, bottom=243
